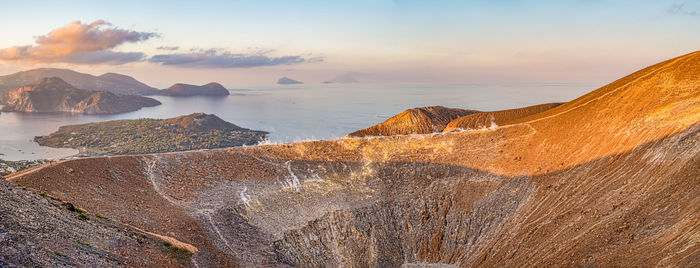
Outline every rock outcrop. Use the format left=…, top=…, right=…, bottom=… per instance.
left=0, top=68, right=156, bottom=95
left=443, top=102, right=562, bottom=131
left=348, top=106, right=479, bottom=137
left=153, top=82, right=230, bottom=97
left=8, top=51, right=700, bottom=267
left=0, top=77, right=161, bottom=114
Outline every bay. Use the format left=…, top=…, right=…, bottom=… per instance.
left=0, top=82, right=595, bottom=161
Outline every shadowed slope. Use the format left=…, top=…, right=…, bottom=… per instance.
left=348, top=106, right=479, bottom=137
left=0, top=179, right=189, bottom=267
left=443, top=102, right=562, bottom=131
left=8, top=51, right=700, bottom=267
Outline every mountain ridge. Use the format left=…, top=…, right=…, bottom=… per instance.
left=442, top=102, right=562, bottom=131
left=0, top=68, right=156, bottom=95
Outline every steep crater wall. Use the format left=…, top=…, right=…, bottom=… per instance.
left=273, top=177, right=532, bottom=267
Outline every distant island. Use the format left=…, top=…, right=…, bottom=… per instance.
left=0, top=68, right=156, bottom=95
left=277, top=77, right=303, bottom=84
left=0, top=77, right=161, bottom=114
left=323, top=72, right=361, bottom=84
left=34, top=113, right=268, bottom=155
left=149, top=82, right=230, bottom=97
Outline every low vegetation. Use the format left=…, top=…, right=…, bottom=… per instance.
left=39, top=192, right=58, bottom=200
left=34, top=114, right=267, bottom=155
left=163, top=241, right=193, bottom=263
left=53, top=251, right=67, bottom=257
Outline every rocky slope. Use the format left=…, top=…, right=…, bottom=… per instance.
left=0, top=68, right=156, bottom=95
left=0, top=77, right=161, bottom=114
left=7, top=51, right=700, bottom=267
left=348, top=106, right=479, bottom=137
left=34, top=113, right=267, bottom=155
left=0, top=179, right=190, bottom=267
left=152, top=82, right=230, bottom=97
left=443, top=102, right=562, bottom=131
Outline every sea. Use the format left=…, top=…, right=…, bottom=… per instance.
left=0, top=83, right=596, bottom=161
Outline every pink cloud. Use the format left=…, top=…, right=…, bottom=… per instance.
left=0, top=20, right=156, bottom=65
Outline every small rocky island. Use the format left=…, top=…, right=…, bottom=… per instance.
left=277, top=77, right=303, bottom=84
left=152, top=82, right=230, bottom=97
left=34, top=113, right=267, bottom=155
left=0, top=77, right=161, bottom=114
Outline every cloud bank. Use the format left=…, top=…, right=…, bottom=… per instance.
left=667, top=4, right=697, bottom=16
left=149, top=49, right=319, bottom=68
left=0, top=20, right=320, bottom=68
left=0, top=20, right=156, bottom=65
left=156, top=46, right=180, bottom=51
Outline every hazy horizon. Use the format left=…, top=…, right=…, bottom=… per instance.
left=1, top=0, right=699, bottom=88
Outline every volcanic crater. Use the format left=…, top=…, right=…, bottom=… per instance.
left=4, top=51, right=700, bottom=267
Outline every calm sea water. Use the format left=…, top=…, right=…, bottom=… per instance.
left=0, top=83, right=596, bottom=161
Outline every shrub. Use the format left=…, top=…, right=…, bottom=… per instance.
left=39, top=192, right=58, bottom=200
left=163, top=241, right=193, bottom=263
left=54, top=251, right=67, bottom=257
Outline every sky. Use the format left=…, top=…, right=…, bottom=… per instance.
left=0, top=0, right=699, bottom=87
